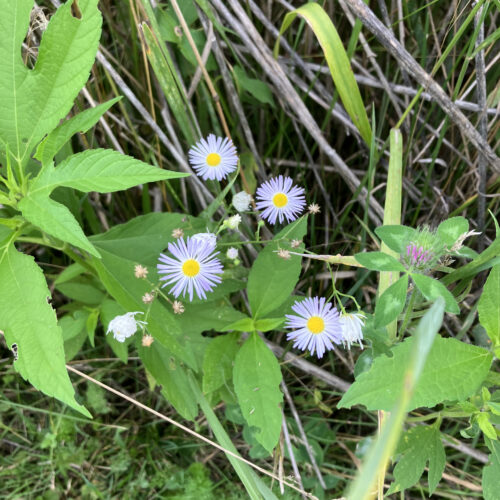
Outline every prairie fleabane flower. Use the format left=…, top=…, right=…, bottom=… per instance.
left=232, top=191, right=252, bottom=212
left=188, top=134, right=238, bottom=181
left=285, top=297, right=343, bottom=358
left=158, top=237, right=223, bottom=301
left=107, top=312, right=147, bottom=343
left=256, top=176, right=306, bottom=224
left=339, top=312, right=365, bottom=350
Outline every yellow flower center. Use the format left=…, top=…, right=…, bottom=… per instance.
left=206, top=152, right=221, bottom=167
left=272, top=193, right=288, bottom=208
left=182, top=259, right=200, bottom=277
left=307, top=316, right=325, bottom=334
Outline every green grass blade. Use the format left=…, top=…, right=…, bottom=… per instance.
left=274, top=2, right=372, bottom=145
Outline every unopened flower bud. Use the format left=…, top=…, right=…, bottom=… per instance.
left=232, top=191, right=252, bottom=212
left=226, top=247, right=238, bottom=260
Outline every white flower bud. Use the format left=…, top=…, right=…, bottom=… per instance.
left=232, top=191, right=252, bottom=212
left=192, top=232, right=217, bottom=249
left=106, top=312, right=147, bottom=343
left=225, top=214, right=242, bottom=230
left=226, top=247, right=238, bottom=260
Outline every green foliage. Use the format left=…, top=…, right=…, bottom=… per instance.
left=411, top=273, right=460, bottom=314
left=0, top=0, right=102, bottom=165
left=338, top=336, right=492, bottom=412
left=478, top=264, right=500, bottom=352
left=374, top=274, right=408, bottom=327
left=233, top=332, right=283, bottom=453
left=483, top=440, right=500, bottom=500
left=375, top=225, right=416, bottom=253
left=233, top=66, right=275, bottom=106
left=354, top=251, right=406, bottom=272
left=388, top=426, right=445, bottom=495
left=0, top=237, right=89, bottom=417
left=247, top=217, right=307, bottom=319
left=436, top=216, right=469, bottom=247
left=34, top=97, right=122, bottom=165
left=202, top=333, right=240, bottom=394
left=275, top=2, right=372, bottom=144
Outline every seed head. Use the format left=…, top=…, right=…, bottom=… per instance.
left=134, top=265, right=148, bottom=279
left=141, top=334, right=155, bottom=347
left=172, top=300, right=185, bottom=314
left=308, top=203, right=321, bottom=215
left=172, top=228, right=184, bottom=239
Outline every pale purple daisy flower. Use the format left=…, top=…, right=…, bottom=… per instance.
left=285, top=297, right=343, bottom=358
left=158, top=237, right=223, bottom=301
left=255, top=175, right=306, bottom=224
left=339, top=312, right=365, bottom=350
left=188, top=134, right=238, bottom=181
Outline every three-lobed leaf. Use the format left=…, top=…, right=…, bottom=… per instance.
left=0, top=0, right=102, bottom=164
left=338, top=336, right=492, bottom=411
left=375, top=225, right=416, bottom=254
left=436, top=216, right=469, bottom=248
left=0, top=237, right=90, bottom=417
left=233, top=332, right=283, bottom=453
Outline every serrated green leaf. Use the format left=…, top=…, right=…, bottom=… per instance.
left=375, top=225, right=416, bottom=253
left=30, top=149, right=188, bottom=196
left=139, top=341, right=198, bottom=421
left=436, top=217, right=469, bottom=247
left=18, top=194, right=100, bottom=257
left=0, top=0, right=102, bottom=164
left=355, top=251, right=406, bottom=272
left=0, top=240, right=90, bottom=417
left=375, top=274, right=408, bottom=327
left=387, top=426, right=445, bottom=495
left=203, top=334, right=240, bottom=394
left=247, top=217, right=307, bottom=319
left=233, top=332, right=283, bottom=453
left=338, top=336, right=492, bottom=411
left=478, top=265, right=500, bottom=347
left=412, top=273, right=460, bottom=314
left=34, top=98, right=122, bottom=165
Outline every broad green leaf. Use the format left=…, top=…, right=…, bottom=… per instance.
left=338, top=336, right=492, bottom=411
left=0, top=239, right=90, bottom=417
left=375, top=225, right=416, bottom=254
left=222, top=317, right=255, bottom=332
left=436, top=216, right=469, bottom=247
left=412, top=273, right=460, bottom=314
left=55, top=277, right=105, bottom=305
left=30, top=149, right=188, bottom=196
left=374, top=274, right=408, bottom=327
left=254, top=318, right=284, bottom=332
left=18, top=194, right=100, bottom=257
left=355, top=251, right=406, bottom=272
left=247, top=217, right=307, bottom=319
left=275, top=2, right=371, bottom=144
left=478, top=265, right=500, bottom=348
left=90, top=212, right=205, bottom=263
left=483, top=440, right=500, bottom=500
left=203, top=333, right=240, bottom=394
left=476, top=413, right=498, bottom=440
left=0, top=0, right=102, bottom=164
left=233, top=66, right=275, bottom=106
left=34, top=98, right=122, bottom=165
left=388, top=426, right=445, bottom=495
left=139, top=341, right=198, bottom=421
left=233, top=332, right=283, bottom=453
